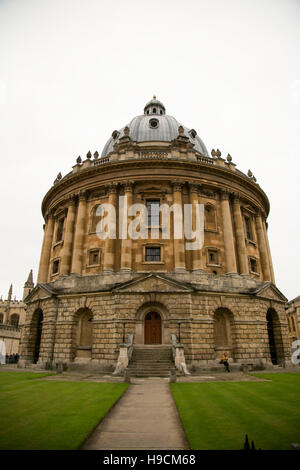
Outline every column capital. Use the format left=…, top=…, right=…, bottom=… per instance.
left=232, top=192, right=241, bottom=203
left=220, top=189, right=230, bottom=201
left=106, top=183, right=118, bottom=194
left=172, top=180, right=184, bottom=192
left=189, top=181, right=201, bottom=193
left=65, top=194, right=76, bottom=207
left=123, top=180, right=135, bottom=192
left=78, top=190, right=88, bottom=202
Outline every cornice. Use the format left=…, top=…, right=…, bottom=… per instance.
left=41, top=158, right=270, bottom=217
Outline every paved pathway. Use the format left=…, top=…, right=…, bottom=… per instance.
left=80, top=378, right=189, bottom=450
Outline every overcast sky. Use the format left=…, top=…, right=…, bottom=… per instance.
left=0, top=0, right=299, bottom=301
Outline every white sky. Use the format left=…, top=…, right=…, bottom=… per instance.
left=0, top=0, right=299, bottom=301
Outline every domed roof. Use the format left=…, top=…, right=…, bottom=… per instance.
left=101, top=98, right=209, bottom=157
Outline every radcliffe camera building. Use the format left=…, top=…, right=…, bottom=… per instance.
left=19, top=97, right=292, bottom=374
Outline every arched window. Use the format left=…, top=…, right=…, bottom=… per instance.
left=205, top=204, right=217, bottom=231
left=266, top=308, right=284, bottom=365
left=10, top=314, right=19, bottom=327
left=32, top=309, right=43, bottom=364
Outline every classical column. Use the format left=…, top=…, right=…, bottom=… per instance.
left=71, top=191, right=88, bottom=274
left=232, top=193, right=249, bottom=275
left=172, top=182, right=186, bottom=271
left=60, top=196, right=76, bottom=275
left=189, top=183, right=204, bottom=271
left=120, top=181, right=134, bottom=272
left=220, top=190, right=237, bottom=274
left=262, top=213, right=275, bottom=283
left=37, top=212, right=55, bottom=283
left=255, top=209, right=272, bottom=281
left=103, top=183, right=118, bottom=273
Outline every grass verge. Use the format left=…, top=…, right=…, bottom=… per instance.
left=0, top=371, right=129, bottom=450
left=170, top=373, right=300, bottom=450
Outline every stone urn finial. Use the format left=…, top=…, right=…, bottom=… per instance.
left=76, top=156, right=82, bottom=164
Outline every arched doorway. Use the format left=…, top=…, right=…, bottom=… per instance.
left=32, top=309, right=43, bottom=364
left=266, top=308, right=283, bottom=365
left=145, top=312, right=162, bottom=344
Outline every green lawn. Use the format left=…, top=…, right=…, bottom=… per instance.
left=170, top=373, right=300, bottom=450
left=0, top=371, right=129, bottom=450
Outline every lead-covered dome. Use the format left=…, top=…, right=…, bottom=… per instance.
left=101, top=97, right=209, bottom=157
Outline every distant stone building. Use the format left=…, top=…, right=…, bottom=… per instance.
left=20, top=98, right=291, bottom=373
left=285, top=296, right=300, bottom=344
left=0, top=271, right=34, bottom=355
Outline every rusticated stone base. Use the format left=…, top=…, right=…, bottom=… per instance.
left=20, top=271, right=291, bottom=371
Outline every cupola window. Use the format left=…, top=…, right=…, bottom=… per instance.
left=149, top=118, right=159, bottom=129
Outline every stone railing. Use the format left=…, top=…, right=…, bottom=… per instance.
left=112, top=334, right=134, bottom=376
left=0, top=323, right=20, bottom=333
left=196, top=155, right=214, bottom=165
left=93, top=156, right=110, bottom=166
left=171, top=334, right=190, bottom=376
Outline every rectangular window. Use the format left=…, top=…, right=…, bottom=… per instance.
left=56, top=218, right=64, bottom=242
left=207, top=248, right=219, bottom=266
left=249, top=258, right=258, bottom=273
left=145, top=246, right=161, bottom=262
left=88, top=249, right=100, bottom=266
left=244, top=216, right=252, bottom=240
left=146, top=200, right=160, bottom=227
left=53, top=259, right=60, bottom=274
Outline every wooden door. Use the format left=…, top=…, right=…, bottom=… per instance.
left=145, top=312, right=162, bottom=344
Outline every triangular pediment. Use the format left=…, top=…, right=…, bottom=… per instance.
left=255, top=283, right=287, bottom=302
left=113, top=273, right=193, bottom=293
left=25, top=283, right=57, bottom=303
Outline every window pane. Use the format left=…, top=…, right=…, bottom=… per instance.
left=145, top=247, right=161, bottom=261
left=146, top=200, right=160, bottom=227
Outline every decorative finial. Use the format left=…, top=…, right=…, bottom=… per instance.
left=226, top=154, right=232, bottom=162
left=247, top=169, right=253, bottom=177
left=216, top=149, right=221, bottom=157
left=211, top=149, right=216, bottom=157
left=76, top=156, right=82, bottom=164
left=153, top=95, right=156, bottom=99
left=86, top=151, right=92, bottom=159
left=57, top=172, right=62, bottom=180
left=93, top=151, right=99, bottom=160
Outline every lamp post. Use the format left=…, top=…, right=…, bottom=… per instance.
left=177, top=321, right=181, bottom=344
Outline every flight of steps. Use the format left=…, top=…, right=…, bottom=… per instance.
left=127, top=345, right=174, bottom=377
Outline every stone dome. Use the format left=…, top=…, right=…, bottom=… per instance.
left=101, top=97, right=209, bottom=157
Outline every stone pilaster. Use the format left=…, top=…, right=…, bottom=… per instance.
left=37, top=212, right=55, bottom=283
left=255, top=209, right=272, bottom=281
left=60, top=196, right=76, bottom=275
left=172, top=182, right=186, bottom=271
left=71, top=191, right=88, bottom=274
left=120, top=181, right=134, bottom=272
left=220, top=190, right=237, bottom=274
left=232, top=193, right=249, bottom=275
left=262, top=213, right=275, bottom=283
left=103, top=183, right=118, bottom=273
left=189, top=183, right=204, bottom=271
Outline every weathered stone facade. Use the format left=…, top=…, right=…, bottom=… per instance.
left=0, top=272, right=33, bottom=355
left=20, top=98, right=291, bottom=371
